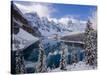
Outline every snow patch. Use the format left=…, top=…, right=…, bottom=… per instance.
left=12, top=28, right=39, bottom=51
left=48, top=61, right=96, bottom=72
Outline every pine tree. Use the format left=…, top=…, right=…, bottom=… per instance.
left=14, top=41, right=26, bottom=74
left=36, top=41, right=47, bottom=72
left=60, top=42, right=67, bottom=70
left=72, top=44, right=78, bottom=63
left=84, top=20, right=97, bottom=66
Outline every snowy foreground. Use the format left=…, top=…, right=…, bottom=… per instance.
left=47, top=61, right=96, bottom=72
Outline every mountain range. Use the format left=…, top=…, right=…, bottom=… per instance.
left=25, top=12, right=87, bottom=37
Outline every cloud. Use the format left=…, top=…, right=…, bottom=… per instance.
left=58, top=17, right=69, bottom=25
left=48, top=15, right=84, bottom=25
left=48, top=18, right=58, bottom=23
left=48, top=17, right=70, bottom=25
left=14, top=1, right=87, bottom=28
left=48, top=16, right=71, bottom=24
left=14, top=2, right=56, bottom=18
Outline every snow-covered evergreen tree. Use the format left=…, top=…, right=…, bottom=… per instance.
left=36, top=40, right=47, bottom=72
left=84, top=20, right=97, bottom=66
left=72, top=44, right=78, bottom=63
left=60, top=42, right=67, bottom=70
left=14, top=41, right=26, bottom=74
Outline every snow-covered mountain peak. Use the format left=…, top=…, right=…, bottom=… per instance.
left=24, top=12, right=87, bottom=37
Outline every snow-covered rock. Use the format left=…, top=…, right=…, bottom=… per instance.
left=12, top=28, right=39, bottom=51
